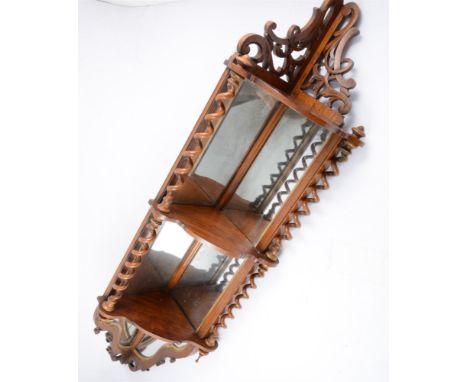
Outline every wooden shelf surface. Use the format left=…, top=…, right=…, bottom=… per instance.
left=162, top=204, right=260, bottom=258
left=104, top=291, right=205, bottom=347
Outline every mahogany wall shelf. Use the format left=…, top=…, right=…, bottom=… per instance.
left=94, top=0, right=365, bottom=372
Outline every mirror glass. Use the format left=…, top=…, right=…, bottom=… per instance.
left=170, top=244, right=245, bottom=328
left=119, top=320, right=137, bottom=346
left=123, top=221, right=194, bottom=296
left=188, top=80, right=276, bottom=204
left=223, top=108, right=329, bottom=244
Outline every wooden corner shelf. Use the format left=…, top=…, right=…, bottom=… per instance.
left=95, top=0, right=365, bottom=372
left=161, top=204, right=260, bottom=258
left=102, top=291, right=206, bottom=348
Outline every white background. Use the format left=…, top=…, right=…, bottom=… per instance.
left=2, top=1, right=468, bottom=382
left=79, top=0, right=387, bottom=381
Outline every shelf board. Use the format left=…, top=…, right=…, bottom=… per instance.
left=162, top=204, right=260, bottom=258
left=104, top=291, right=205, bottom=347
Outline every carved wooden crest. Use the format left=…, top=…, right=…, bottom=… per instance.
left=235, top=0, right=360, bottom=117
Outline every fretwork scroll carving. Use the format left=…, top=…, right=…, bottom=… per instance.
left=301, top=2, right=360, bottom=114
left=236, top=0, right=343, bottom=84
left=94, top=311, right=197, bottom=371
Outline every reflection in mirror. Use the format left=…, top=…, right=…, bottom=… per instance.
left=123, top=221, right=194, bottom=296
left=223, top=108, right=329, bottom=244
left=119, top=319, right=137, bottom=346
left=170, top=244, right=245, bottom=328
left=137, top=338, right=166, bottom=357
left=187, top=81, right=276, bottom=204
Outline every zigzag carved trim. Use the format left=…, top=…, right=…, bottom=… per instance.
left=202, top=262, right=268, bottom=351
left=264, top=126, right=365, bottom=262
left=157, top=72, right=242, bottom=213
left=102, top=212, right=163, bottom=312
left=301, top=2, right=360, bottom=115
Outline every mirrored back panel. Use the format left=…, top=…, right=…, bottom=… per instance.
left=167, top=79, right=330, bottom=248
left=170, top=244, right=245, bottom=328
left=222, top=108, right=330, bottom=244
left=123, top=221, right=195, bottom=296
left=122, top=219, right=247, bottom=329
left=174, top=80, right=277, bottom=206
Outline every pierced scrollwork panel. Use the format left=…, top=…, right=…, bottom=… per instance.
left=94, top=311, right=197, bottom=371
left=301, top=2, right=360, bottom=115
left=236, top=0, right=342, bottom=83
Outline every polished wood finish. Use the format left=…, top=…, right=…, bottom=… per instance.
left=258, top=132, right=342, bottom=251
left=94, top=309, right=199, bottom=371
left=256, top=123, right=322, bottom=213
left=262, top=126, right=365, bottom=261
left=106, top=291, right=202, bottom=345
left=229, top=61, right=345, bottom=128
left=235, top=0, right=341, bottom=86
left=166, top=240, right=202, bottom=290
left=160, top=204, right=260, bottom=258
left=101, top=212, right=163, bottom=312
left=95, top=0, right=364, bottom=372
left=157, top=71, right=242, bottom=213
left=299, top=2, right=360, bottom=114
left=215, top=103, right=286, bottom=209
left=197, top=256, right=256, bottom=338
left=154, top=69, right=231, bottom=208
